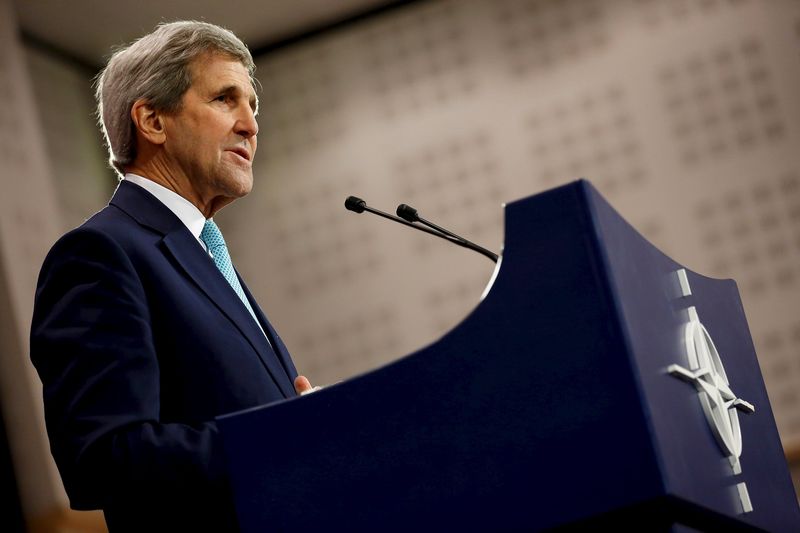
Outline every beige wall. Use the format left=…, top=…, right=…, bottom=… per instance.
left=25, top=46, right=115, bottom=229
left=0, top=0, right=70, bottom=525
left=2, top=0, right=799, bottom=525
left=0, top=0, right=113, bottom=528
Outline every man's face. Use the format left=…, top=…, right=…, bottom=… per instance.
left=162, top=53, right=258, bottom=212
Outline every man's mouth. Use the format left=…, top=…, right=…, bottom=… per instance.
left=226, top=147, right=251, bottom=162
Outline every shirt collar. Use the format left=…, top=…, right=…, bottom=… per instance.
left=124, top=173, right=207, bottom=243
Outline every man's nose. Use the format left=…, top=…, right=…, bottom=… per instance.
left=235, top=105, right=258, bottom=138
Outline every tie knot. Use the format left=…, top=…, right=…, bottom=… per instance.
left=200, top=219, right=226, bottom=251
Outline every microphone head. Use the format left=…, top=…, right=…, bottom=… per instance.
left=396, top=203, right=419, bottom=222
left=345, top=196, right=367, bottom=213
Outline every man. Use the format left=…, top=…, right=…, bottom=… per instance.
left=30, top=21, right=312, bottom=531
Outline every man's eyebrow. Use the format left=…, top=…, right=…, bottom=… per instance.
left=214, top=84, right=242, bottom=96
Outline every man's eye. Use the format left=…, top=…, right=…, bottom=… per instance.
left=215, top=95, right=228, bottom=102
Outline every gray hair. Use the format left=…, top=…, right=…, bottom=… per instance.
left=94, top=21, right=256, bottom=175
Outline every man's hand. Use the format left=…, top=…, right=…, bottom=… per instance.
left=294, top=375, right=319, bottom=396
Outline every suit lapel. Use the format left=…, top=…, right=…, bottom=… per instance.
left=110, top=180, right=296, bottom=398
left=239, top=278, right=298, bottom=381
left=161, top=232, right=295, bottom=397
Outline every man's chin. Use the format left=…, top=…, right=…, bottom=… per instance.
left=238, top=176, right=254, bottom=197
left=222, top=172, right=254, bottom=198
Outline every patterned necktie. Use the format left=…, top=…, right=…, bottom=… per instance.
left=200, top=219, right=261, bottom=327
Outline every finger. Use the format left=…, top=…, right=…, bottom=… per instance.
left=294, top=375, right=312, bottom=394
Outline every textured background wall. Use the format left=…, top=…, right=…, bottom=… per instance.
left=25, top=47, right=114, bottom=229
left=0, top=0, right=113, bottom=528
left=6, top=0, right=800, bottom=526
left=216, top=0, right=800, bottom=457
left=0, top=0, right=70, bottom=522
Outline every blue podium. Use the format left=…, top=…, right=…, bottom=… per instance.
left=218, top=180, right=800, bottom=532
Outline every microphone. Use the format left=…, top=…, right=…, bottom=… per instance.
left=397, top=203, right=499, bottom=263
left=344, top=196, right=367, bottom=213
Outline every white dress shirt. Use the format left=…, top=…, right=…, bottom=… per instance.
left=124, top=173, right=209, bottom=253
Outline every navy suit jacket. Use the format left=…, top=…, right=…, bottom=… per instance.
left=30, top=180, right=298, bottom=531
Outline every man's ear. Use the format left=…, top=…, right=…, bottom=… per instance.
left=130, top=99, right=167, bottom=145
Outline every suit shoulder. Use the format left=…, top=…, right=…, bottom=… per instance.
left=80, top=202, right=142, bottom=237
left=41, top=205, right=150, bottom=275
left=54, top=203, right=157, bottom=254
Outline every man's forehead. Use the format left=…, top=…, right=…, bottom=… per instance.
left=189, top=53, right=256, bottom=93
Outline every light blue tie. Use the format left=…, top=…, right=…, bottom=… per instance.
left=200, top=219, right=261, bottom=327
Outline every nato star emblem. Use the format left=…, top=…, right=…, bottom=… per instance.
left=667, top=269, right=755, bottom=513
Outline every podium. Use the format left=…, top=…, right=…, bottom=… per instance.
left=218, top=180, right=800, bottom=532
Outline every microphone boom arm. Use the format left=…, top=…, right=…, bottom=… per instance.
left=396, top=203, right=498, bottom=263
left=415, top=214, right=498, bottom=263
left=362, top=205, right=464, bottom=244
